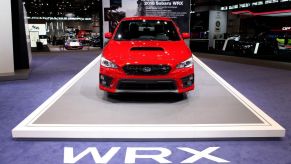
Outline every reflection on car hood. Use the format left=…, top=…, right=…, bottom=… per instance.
left=102, top=41, right=192, bottom=66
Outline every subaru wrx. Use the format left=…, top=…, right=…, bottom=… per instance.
left=99, top=16, right=194, bottom=94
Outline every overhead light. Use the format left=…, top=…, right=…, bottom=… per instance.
left=65, top=13, right=75, bottom=18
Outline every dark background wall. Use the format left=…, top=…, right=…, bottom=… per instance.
left=11, top=0, right=30, bottom=70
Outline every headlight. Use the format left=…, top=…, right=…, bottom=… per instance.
left=176, top=57, right=194, bottom=69
left=101, top=56, right=118, bottom=68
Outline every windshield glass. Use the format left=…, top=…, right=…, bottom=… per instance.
left=114, top=20, right=181, bottom=41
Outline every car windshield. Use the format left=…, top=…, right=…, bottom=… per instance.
left=114, top=20, right=181, bottom=41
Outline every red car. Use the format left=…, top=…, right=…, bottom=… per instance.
left=99, top=16, right=194, bottom=94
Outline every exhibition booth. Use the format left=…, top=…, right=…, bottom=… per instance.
left=191, top=0, right=291, bottom=60
left=1, top=0, right=291, bottom=163
left=11, top=0, right=284, bottom=139
left=12, top=55, right=284, bottom=138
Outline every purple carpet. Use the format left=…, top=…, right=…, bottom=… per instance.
left=0, top=51, right=290, bottom=163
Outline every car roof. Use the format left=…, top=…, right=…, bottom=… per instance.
left=121, top=16, right=172, bottom=21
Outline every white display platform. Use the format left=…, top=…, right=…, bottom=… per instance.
left=12, top=55, right=285, bottom=139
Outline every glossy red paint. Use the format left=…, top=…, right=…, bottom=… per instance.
left=182, top=33, right=190, bottom=39
left=99, top=16, right=194, bottom=93
left=105, top=32, right=113, bottom=39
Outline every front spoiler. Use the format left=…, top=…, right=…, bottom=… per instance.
left=115, top=89, right=179, bottom=93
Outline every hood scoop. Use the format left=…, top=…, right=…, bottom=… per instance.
left=130, top=47, right=164, bottom=51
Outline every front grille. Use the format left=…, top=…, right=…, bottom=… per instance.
left=123, top=65, right=171, bottom=75
left=117, top=79, right=177, bottom=90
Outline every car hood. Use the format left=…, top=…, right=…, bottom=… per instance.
left=102, top=40, right=192, bottom=66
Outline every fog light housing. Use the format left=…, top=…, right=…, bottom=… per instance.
left=99, top=74, right=113, bottom=88
left=181, top=74, right=194, bottom=88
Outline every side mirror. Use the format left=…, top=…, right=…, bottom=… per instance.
left=182, top=32, right=190, bottom=39
left=105, top=32, right=113, bottom=39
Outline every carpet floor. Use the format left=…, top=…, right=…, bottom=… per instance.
left=0, top=50, right=290, bottom=164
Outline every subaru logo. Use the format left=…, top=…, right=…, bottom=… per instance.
left=143, top=67, right=151, bottom=72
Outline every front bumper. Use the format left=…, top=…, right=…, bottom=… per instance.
left=99, top=66, right=194, bottom=93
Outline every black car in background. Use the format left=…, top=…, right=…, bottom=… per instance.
left=90, top=36, right=101, bottom=47
left=225, top=33, right=279, bottom=56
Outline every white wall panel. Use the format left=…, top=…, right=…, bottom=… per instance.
left=0, top=0, right=14, bottom=74
left=102, top=0, right=110, bottom=46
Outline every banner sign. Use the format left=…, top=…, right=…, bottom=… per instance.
left=137, top=0, right=190, bottom=32
left=28, top=24, right=46, bottom=35
left=29, top=31, right=39, bottom=48
left=103, top=0, right=190, bottom=38
left=208, top=10, right=227, bottom=47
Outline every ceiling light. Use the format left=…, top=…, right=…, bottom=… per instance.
left=65, top=13, right=75, bottom=18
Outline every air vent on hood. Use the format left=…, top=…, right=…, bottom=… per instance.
left=130, top=47, right=164, bottom=51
